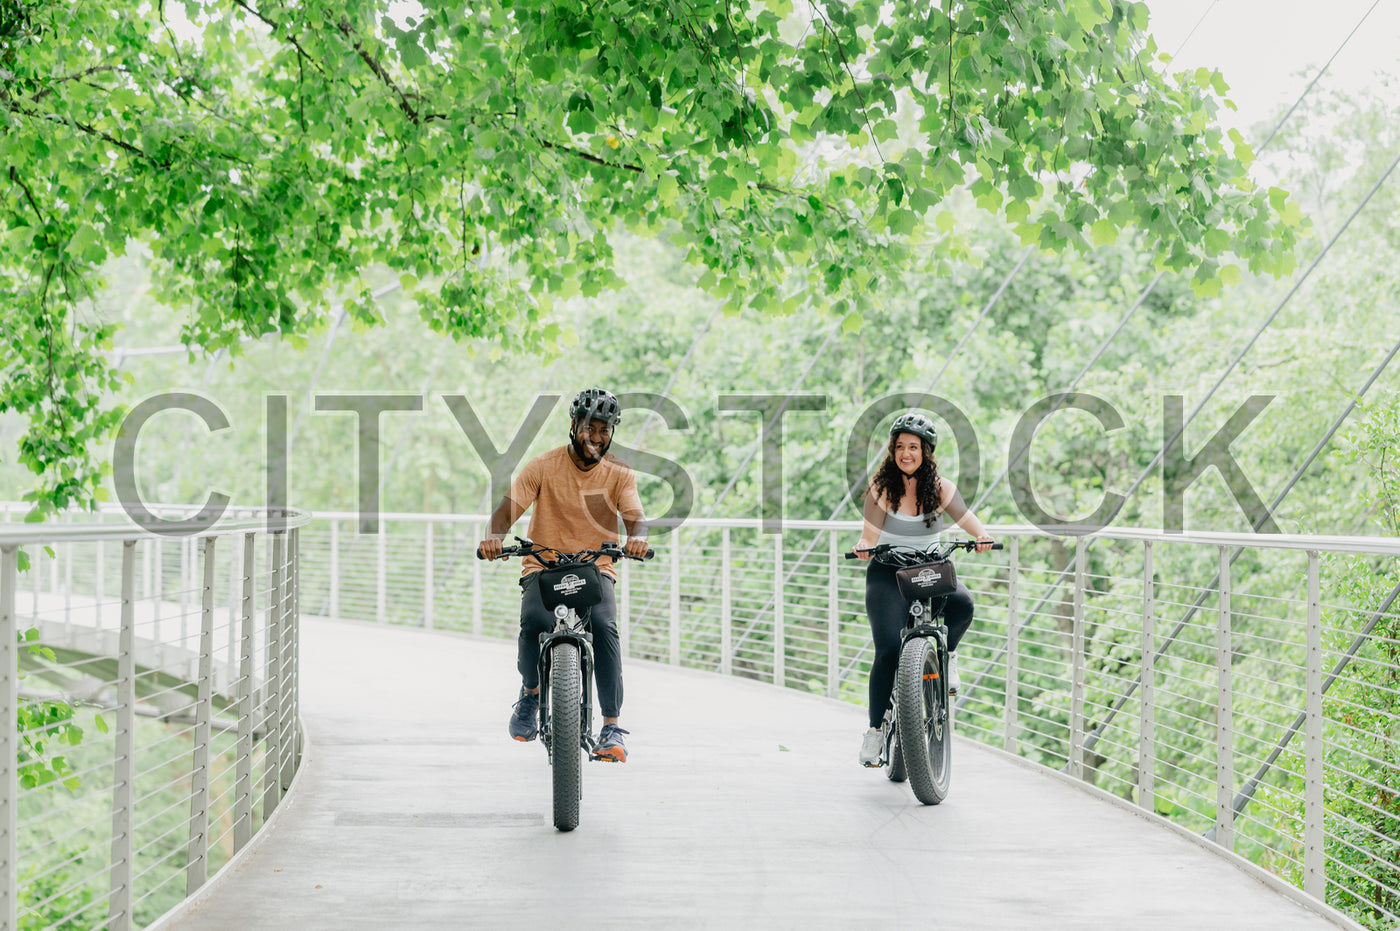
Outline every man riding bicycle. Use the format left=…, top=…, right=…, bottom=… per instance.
left=477, top=388, right=649, bottom=762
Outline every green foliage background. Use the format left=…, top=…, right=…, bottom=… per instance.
left=2, top=0, right=1400, bottom=926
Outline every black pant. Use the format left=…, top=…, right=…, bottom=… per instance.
left=517, top=573, right=623, bottom=719
left=865, top=561, right=974, bottom=728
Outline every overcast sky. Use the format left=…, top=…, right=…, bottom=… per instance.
left=1144, top=0, right=1400, bottom=138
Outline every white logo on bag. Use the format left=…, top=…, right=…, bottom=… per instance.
left=913, top=568, right=943, bottom=586
left=553, top=574, right=588, bottom=595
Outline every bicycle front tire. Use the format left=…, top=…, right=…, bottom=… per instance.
left=550, top=643, right=584, bottom=831
left=895, top=636, right=951, bottom=804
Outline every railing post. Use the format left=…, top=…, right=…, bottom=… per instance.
left=263, top=533, right=285, bottom=817
left=826, top=530, right=839, bottom=699
left=50, top=535, right=60, bottom=597
left=471, top=522, right=483, bottom=636
left=1069, top=537, right=1086, bottom=780
left=329, top=519, right=340, bottom=619
left=226, top=542, right=239, bottom=688
left=62, top=533, right=72, bottom=620
left=286, top=528, right=301, bottom=782
left=669, top=528, right=681, bottom=666
left=721, top=528, right=732, bottom=676
left=234, top=534, right=255, bottom=853
left=180, top=535, right=191, bottom=625
left=1304, top=550, right=1324, bottom=898
left=186, top=537, right=216, bottom=895
left=377, top=523, right=387, bottom=622
left=423, top=522, right=434, bottom=629
left=773, top=533, right=785, bottom=688
left=1004, top=536, right=1020, bottom=754
left=109, top=540, right=137, bottom=931
left=1215, top=545, right=1234, bottom=852
left=1, top=546, right=19, bottom=931
left=29, top=548, right=38, bottom=623
left=1138, top=540, right=1155, bottom=813
left=151, top=539, right=164, bottom=662
left=96, top=539, right=105, bottom=627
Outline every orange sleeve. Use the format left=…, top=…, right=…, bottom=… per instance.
left=618, top=471, right=644, bottom=523
left=508, top=454, right=543, bottom=512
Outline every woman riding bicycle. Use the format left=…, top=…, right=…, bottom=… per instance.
left=854, top=412, right=993, bottom=767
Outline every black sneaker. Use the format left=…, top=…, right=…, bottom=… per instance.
left=592, top=723, right=629, bottom=762
left=508, top=688, right=539, bottom=741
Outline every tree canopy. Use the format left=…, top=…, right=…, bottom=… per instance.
left=1, top=0, right=1305, bottom=517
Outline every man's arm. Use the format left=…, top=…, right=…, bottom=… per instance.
left=477, top=495, right=526, bottom=559
left=618, top=472, right=649, bottom=558
left=477, top=457, right=541, bottom=559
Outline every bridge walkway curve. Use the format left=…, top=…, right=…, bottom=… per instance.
left=161, top=618, right=1343, bottom=930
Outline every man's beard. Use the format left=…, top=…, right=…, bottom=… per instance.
left=571, top=432, right=610, bottom=464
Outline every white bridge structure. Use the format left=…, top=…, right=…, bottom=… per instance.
left=1, top=506, right=1397, bottom=929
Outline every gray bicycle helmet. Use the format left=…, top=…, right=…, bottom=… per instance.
left=890, top=411, right=937, bottom=451
left=570, top=387, right=622, bottom=426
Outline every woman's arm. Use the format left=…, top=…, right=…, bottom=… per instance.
left=856, top=489, right=888, bottom=560
left=938, top=477, right=994, bottom=553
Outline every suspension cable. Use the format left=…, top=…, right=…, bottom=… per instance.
left=1071, top=327, right=1400, bottom=761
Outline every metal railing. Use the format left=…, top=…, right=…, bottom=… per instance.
left=7, top=507, right=1394, bottom=928
left=0, top=505, right=309, bottom=930
left=303, top=511, right=1397, bottom=929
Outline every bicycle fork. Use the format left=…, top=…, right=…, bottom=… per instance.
left=884, top=603, right=950, bottom=764
left=537, top=608, right=597, bottom=762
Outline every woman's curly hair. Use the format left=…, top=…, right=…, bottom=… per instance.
left=868, top=433, right=943, bottom=526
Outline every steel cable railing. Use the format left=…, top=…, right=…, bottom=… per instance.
left=289, top=511, right=1398, bottom=929
left=15, top=507, right=1393, bottom=927
left=1, top=504, right=309, bottom=930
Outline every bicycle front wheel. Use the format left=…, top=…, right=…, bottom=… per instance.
left=549, top=642, right=584, bottom=831
left=894, top=636, right=951, bottom=804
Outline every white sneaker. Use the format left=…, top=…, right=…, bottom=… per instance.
left=948, top=652, right=961, bottom=696
left=859, top=726, right=883, bottom=767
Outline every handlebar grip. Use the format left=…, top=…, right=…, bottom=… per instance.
left=843, top=551, right=860, bottom=560
left=643, top=548, right=655, bottom=560
left=989, top=542, right=1004, bottom=550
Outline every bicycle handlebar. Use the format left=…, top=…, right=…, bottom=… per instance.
left=477, top=536, right=655, bottom=563
left=843, top=540, right=1003, bottom=561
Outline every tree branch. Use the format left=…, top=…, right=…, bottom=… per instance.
left=8, top=166, right=46, bottom=221
left=537, top=137, right=645, bottom=174
left=31, top=65, right=121, bottom=103
left=231, top=0, right=326, bottom=76
left=10, top=103, right=158, bottom=164
left=335, top=15, right=445, bottom=125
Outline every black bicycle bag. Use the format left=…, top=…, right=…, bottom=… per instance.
left=536, top=562, right=605, bottom=611
left=894, top=559, right=958, bottom=600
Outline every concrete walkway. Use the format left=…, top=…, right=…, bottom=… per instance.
left=166, top=618, right=1345, bottom=930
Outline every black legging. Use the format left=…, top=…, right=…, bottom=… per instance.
left=865, top=560, right=973, bottom=728
left=517, top=573, right=623, bottom=719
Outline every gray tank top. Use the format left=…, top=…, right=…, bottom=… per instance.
left=875, top=510, right=945, bottom=548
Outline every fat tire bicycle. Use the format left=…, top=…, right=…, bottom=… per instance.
left=479, top=537, right=652, bottom=831
left=848, top=539, right=1002, bottom=805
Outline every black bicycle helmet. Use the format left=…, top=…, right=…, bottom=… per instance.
left=890, top=411, right=937, bottom=451
left=570, top=387, right=622, bottom=426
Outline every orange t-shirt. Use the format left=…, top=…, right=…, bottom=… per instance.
left=507, top=446, right=645, bottom=579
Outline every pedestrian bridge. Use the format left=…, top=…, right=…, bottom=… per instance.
left=2, top=508, right=1395, bottom=929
